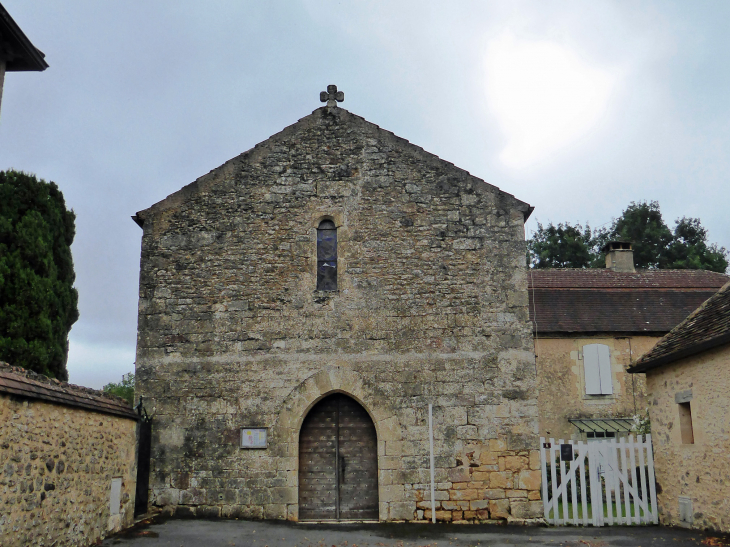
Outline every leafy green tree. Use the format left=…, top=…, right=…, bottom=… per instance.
left=528, top=222, right=595, bottom=268
left=529, top=201, right=728, bottom=273
left=0, top=170, right=78, bottom=380
left=592, top=201, right=673, bottom=269
left=667, top=217, right=728, bottom=272
left=103, top=372, right=134, bottom=406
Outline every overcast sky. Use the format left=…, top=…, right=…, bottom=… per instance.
left=1, top=1, right=729, bottom=389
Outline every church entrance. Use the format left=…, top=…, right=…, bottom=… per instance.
left=298, top=393, right=378, bottom=520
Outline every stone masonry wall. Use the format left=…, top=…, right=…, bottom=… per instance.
left=536, top=336, right=653, bottom=441
left=647, top=344, right=730, bottom=532
left=135, top=106, right=540, bottom=522
left=0, top=366, right=138, bottom=546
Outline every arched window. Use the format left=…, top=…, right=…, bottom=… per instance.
left=317, top=220, right=337, bottom=291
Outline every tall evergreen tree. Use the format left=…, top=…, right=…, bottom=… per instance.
left=0, top=170, right=78, bottom=380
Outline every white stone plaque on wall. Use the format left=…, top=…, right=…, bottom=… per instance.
left=240, top=428, right=267, bottom=448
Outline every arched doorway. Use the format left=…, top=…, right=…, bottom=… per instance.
left=299, top=393, right=378, bottom=520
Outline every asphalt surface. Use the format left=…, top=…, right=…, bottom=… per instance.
left=101, top=517, right=730, bottom=547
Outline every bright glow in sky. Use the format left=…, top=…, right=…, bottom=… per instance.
left=484, top=33, right=618, bottom=169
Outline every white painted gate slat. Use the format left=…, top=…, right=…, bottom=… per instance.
left=578, top=442, right=589, bottom=526
left=637, top=435, right=648, bottom=522
left=568, top=441, right=578, bottom=524
left=559, top=439, right=569, bottom=525
left=646, top=434, right=658, bottom=524
left=628, top=435, right=639, bottom=524
left=542, top=435, right=656, bottom=527
left=550, top=438, right=560, bottom=524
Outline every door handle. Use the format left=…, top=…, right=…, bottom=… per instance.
left=340, top=456, right=346, bottom=484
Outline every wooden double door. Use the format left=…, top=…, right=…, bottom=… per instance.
left=298, top=394, right=378, bottom=520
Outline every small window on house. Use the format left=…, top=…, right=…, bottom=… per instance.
left=583, top=344, right=613, bottom=395
left=317, top=220, right=337, bottom=291
left=678, top=402, right=694, bottom=444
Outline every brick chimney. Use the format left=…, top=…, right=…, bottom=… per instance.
left=603, top=241, right=635, bottom=272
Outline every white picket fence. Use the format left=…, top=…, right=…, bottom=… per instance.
left=540, top=435, right=658, bottom=526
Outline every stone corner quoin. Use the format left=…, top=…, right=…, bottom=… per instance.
left=134, top=104, right=540, bottom=523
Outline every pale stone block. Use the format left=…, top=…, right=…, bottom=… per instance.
left=517, top=469, right=541, bottom=491
left=470, top=500, right=490, bottom=510
left=489, top=472, right=512, bottom=489
left=506, top=489, right=528, bottom=498
left=529, top=450, right=540, bottom=470
left=389, top=502, right=414, bottom=521
left=380, top=484, right=405, bottom=503
left=484, top=489, right=506, bottom=499
left=489, top=498, right=510, bottom=519
left=449, top=489, right=477, bottom=501
left=528, top=490, right=541, bottom=501
left=504, top=456, right=528, bottom=472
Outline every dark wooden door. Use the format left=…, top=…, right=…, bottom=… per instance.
left=298, top=394, right=378, bottom=520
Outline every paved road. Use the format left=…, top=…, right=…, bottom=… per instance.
left=101, top=517, right=729, bottom=547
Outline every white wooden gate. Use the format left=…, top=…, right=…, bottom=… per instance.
left=540, top=435, right=658, bottom=526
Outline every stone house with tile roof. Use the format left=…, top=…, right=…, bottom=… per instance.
left=628, top=281, right=730, bottom=532
left=528, top=244, right=728, bottom=442
left=133, top=89, right=542, bottom=523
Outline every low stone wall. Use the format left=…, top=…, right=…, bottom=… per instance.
left=0, top=363, right=139, bottom=546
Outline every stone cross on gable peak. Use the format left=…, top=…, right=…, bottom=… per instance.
left=320, top=85, right=344, bottom=107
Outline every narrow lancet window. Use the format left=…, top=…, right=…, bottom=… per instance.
left=317, top=220, right=337, bottom=291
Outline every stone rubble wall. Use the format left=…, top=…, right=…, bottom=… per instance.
left=0, top=378, right=137, bottom=546
left=136, top=106, right=540, bottom=522
left=646, top=344, right=730, bottom=532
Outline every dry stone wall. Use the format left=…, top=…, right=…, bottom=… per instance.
left=0, top=365, right=138, bottom=546
left=135, top=106, right=540, bottom=522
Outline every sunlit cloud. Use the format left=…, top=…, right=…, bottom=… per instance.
left=484, top=32, right=619, bottom=169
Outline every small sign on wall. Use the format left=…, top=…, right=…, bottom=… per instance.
left=240, top=428, right=267, bottom=449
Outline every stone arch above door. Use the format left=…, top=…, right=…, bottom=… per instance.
left=272, top=365, right=405, bottom=521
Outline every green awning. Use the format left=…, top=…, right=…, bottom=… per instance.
left=569, top=418, right=635, bottom=433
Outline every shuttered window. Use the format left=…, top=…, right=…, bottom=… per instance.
left=583, top=344, right=613, bottom=395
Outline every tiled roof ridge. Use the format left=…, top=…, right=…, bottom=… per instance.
left=528, top=268, right=728, bottom=289
left=0, top=362, right=137, bottom=419
left=628, top=281, right=730, bottom=372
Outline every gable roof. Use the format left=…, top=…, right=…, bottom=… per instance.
left=628, top=281, right=730, bottom=373
left=133, top=106, right=532, bottom=226
left=529, top=269, right=729, bottom=335
left=0, top=3, right=48, bottom=71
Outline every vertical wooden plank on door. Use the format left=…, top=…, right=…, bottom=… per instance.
left=337, top=395, right=378, bottom=520
left=299, top=397, right=338, bottom=520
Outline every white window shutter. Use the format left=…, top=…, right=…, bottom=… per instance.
left=597, top=344, right=613, bottom=394
left=583, top=344, right=602, bottom=395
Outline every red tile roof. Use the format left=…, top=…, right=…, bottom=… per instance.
left=0, top=363, right=137, bottom=419
left=628, top=281, right=730, bottom=372
left=528, top=269, right=729, bottom=335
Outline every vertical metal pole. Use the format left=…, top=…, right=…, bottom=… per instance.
left=429, top=403, right=435, bottom=523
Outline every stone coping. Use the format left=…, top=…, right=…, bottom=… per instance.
left=0, top=362, right=138, bottom=419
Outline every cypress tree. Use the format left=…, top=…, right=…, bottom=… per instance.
left=0, top=170, right=79, bottom=380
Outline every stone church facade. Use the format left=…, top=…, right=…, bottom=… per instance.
left=134, top=89, right=541, bottom=522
